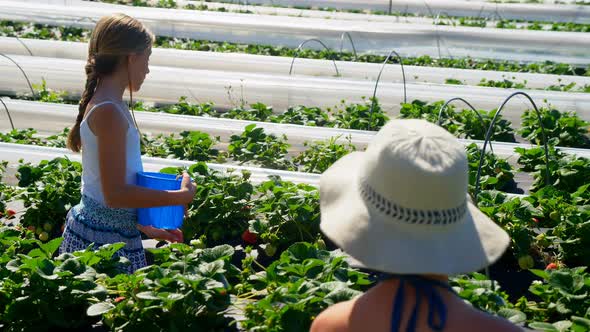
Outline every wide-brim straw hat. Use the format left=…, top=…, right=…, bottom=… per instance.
left=320, top=119, right=510, bottom=275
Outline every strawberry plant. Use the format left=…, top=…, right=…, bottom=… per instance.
left=522, top=186, right=589, bottom=266
left=168, top=163, right=254, bottom=244
left=478, top=78, right=527, bottom=89
left=466, top=143, right=515, bottom=193
left=144, top=131, right=223, bottom=162
left=249, top=178, right=320, bottom=251
left=0, top=239, right=126, bottom=331
left=160, top=96, right=216, bottom=116
left=0, top=128, right=44, bottom=146
left=14, top=158, right=82, bottom=241
left=571, top=183, right=590, bottom=206
left=400, top=100, right=515, bottom=142
left=329, top=98, right=389, bottom=130
left=519, top=108, right=590, bottom=148
left=222, top=102, right=274, bottom=121
left=44, top=128, right=70, bottom=148
left=31, top=78, right=69, bottom=104
left=93, top=244, right=236, bottom=331
left=241, top=242, right=371, bottom=332
left=270, top=105, right=330, bottom=127
left=477, top=191, right=543, bottom=268
left=293, top=136, right=356, bottom=174
left=100, top=0, right=150, bottom=5
left=399, top=99, right=456, bottom=127
left=0, top=128, right=69, bottom=148
left=516, top=147, right=590, bottom=194
left=450, top=273, right=521, bottom=317
left=456, top=108, right=515, bottom=142
left=521, top=267, right=590, bottom=330
left=228, top=124, right=293, bottom=170
left=0, top=227, right=42, bottom=276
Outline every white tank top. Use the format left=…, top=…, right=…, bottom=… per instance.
left=80, top=101, right=143, bottom=211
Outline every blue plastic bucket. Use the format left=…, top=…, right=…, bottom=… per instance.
left=136, top=172, right=184, bottom=229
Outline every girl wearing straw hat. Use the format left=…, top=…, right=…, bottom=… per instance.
left=311, top=120, right=522, bottom=332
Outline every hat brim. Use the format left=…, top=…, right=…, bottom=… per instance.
left=320, top=151, right=510, bottom=275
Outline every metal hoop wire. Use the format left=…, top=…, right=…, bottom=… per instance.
left=15, top=37, right=33, bottom=56
left=422, top=1, right=446, bottom=59
left=0, top=98, right=15, bottom=130
left=437, top=97, right=494, bottom=153
left=491, top=3, right=505, bottom=21
left=339, top=32, right=358, bottom=61
left=474, top=91, right=551, bottom=203
left=0, top=53, right=36, bottom=98
left=289, top=38, right=340, bottom=76
left=368, top=50, right=407, bottom=130
left=475, top=4, right=504, bottom=21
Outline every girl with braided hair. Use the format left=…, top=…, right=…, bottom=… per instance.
left=60, top=14, right=196, bottom=273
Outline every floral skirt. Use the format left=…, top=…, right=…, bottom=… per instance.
left=59, top=195, right=146, bottom=273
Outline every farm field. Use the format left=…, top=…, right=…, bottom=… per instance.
left=0, top=1, right=589, bottom=331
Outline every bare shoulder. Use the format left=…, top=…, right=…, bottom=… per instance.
left=310, top=300, right=354, bottom=332
left=86, top=102, right=127, bottom=136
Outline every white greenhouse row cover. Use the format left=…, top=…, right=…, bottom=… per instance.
left=2, top=55, right=590, bottom=125
left=24, top=0, right=590, bottom=23
left=177, top=1, right=585, bottom=27
left=2, top=98, right=589, bottom=163
left=176, top=0, right=590, bottom=23
left=0, top=142, right=320, bottom=186
left=3, top=37, right=590, bottom=91
left=2, top=1, right=590, bottom=64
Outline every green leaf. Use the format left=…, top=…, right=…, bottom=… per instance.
left=572, top=316, right=590, bottom=329
left=198, top=260, right=225, bottom=276
left=554, top=321, right=574, bottom=332
left=167, top=293, right=186, bottom=301
left=530, top=269, right=550, bottom=280
left=136, top=291, right=161, bottom=301
left=201, top=245, right=234, bottom=262
left=87, top=302, right=115, bottom=316
left=550, top=271, right=575, bottom=289
left=498, top=308, right=527, bottom=324
left=40, top=237, right=63, bottom=257
left=529, top=322, right=559, bottom=331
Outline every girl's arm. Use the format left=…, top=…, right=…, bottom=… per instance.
left=90, top=104, right=195, bottom=209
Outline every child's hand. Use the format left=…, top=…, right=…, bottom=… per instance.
left=180, top=172, right=197, bottom=204
left=137, top=224, right=184, bottom=243
left=179, top=172, right=196, bottom=218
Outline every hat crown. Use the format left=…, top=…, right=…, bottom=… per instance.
left=360, top=120, right=468, bottom=225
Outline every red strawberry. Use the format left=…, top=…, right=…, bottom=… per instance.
left=241, top=230, right=257, bottom=244
left=546, top=263, right=558, bottom=270
left=532, top=217, right=540, bottom=224
left=6, top=209, right=16, bottom=218
left=27, top=225, right=36, bottom=232
left=114, top=296, right=126, bottom=303
left=61, top=224, right=65, bottom=233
